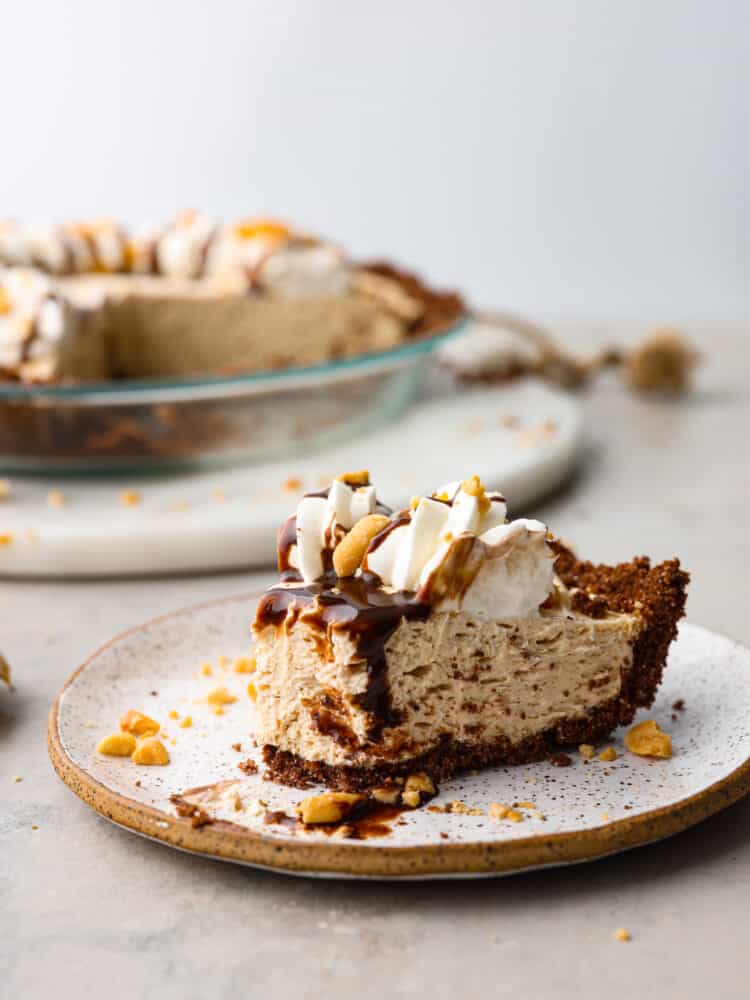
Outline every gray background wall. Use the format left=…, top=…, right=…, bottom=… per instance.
left=2, top=0, right=747, bottom=318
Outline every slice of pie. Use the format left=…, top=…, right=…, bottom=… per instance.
left=252, top=472, right=688, bottom=789
left=0, top=215, right=462, bottom=384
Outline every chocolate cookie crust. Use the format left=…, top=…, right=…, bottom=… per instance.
left=263, top=550, right=689, bottom=791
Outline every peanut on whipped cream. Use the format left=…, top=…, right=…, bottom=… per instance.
left=279, top=473, right=556, bottom=619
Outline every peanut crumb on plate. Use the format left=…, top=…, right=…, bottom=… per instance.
left=201, top=663, right=213, bottom=676
left=178, top=716, right=193, bottom=729
left=625, top=719, right=673, bottom=758
left=131, top=737, right=170, bottom=765
left=599, top=747, right=618, bottom=762
left=247, top=682, right=258, bottom=702
left=119, top=710, right=159, bottom=737
left=206, top=685, right=237, bottom=707
left=234, top=656, right=256, bottom=674
left=97, top=732, right=136, bottom=756
left=168, top=709, right=179, bottom=720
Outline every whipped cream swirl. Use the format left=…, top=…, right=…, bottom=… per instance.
left=0, top=268, right=66, bottom=372
left=281, top=475, right=555, bottom=620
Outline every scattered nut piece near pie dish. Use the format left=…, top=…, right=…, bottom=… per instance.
left=252, top=470, right=688, bottom=791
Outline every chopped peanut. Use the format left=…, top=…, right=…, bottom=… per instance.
left=0, top=533, right=14, bottom=546
left=371, top=787, right=401, bottom=805
left=335, top=469, right=370, bottom=487
left=233, top=219, right=289, bottom=242
left=489, top=803, right=511, bottom=820
left=599, top=747, right=618, bottom=762
left=168, top=709, right=179, bottom=720
left=97, top=732, right=136, bottom=757
left=461, top=475, right=491, bottom=514
left=178, top=716, right=193, bottom=729
left=282, top=476, right=303, bottom=492
left=206, top=685, right=237, bottom=707
left=201, top=662, right=213, bottom=676
left=131, top=737, right=170, bottom=765
left=119, top=490, right=141, bottom=507
left=119, top=710, right=160, bottom=737
left=234, top=656, right=256, bottom=674
left=298, top=792, right=363, bottom=825
left=404, top=772, right=436, bottom=797
left=614, top=928, right=632, bottom=942
left=333, top=514, right=391, bottom=577
left=247, top=682, right=258, bottom=702
left=579, top=743, right=596, bottom=759
left=625, top=719, right=672, bottom=758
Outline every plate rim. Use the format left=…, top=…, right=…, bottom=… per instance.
left=47, top=593, right=750, bottom=879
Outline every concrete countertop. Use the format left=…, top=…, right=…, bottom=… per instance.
left=3, top=322, right=749, bottom=999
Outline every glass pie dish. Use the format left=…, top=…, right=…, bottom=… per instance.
left=0, top=321, right=466, bottom=474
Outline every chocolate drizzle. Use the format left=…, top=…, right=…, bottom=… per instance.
left=254, top=575, right=430, bottom=734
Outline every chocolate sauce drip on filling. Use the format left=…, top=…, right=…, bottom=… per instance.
left=254, top=576, right=430, bottom=735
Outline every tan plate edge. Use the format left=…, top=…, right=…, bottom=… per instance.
left=47, top=597, right=750, bottom=878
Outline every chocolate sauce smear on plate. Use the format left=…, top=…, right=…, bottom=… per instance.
left=263, top=801, right=406, bottom=839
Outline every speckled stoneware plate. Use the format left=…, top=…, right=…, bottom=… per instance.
left=48, top=593, right=750, bottom=880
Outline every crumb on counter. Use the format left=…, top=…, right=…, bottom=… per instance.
left=579, top=743, right=596, bottom=759
left=119, top=490, right=141, bottom=507
left=0, top=533, right=14, bottom=546
left=13, top=775, right=22, bottom=783
left=282, top=476, right=303, bottom=492
left=614, top=928, right=632, bottom=942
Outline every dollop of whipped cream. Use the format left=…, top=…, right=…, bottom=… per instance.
left=156, top=211, right=217, bottom=278
left=283, top=472, right=380, bottom=581
left=0, top=268, right=66, bottom=371
left=281, top=474, right=555, bottom=620
left=255, top=244, right=350, bottom=299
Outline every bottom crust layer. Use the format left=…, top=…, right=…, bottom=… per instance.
left=263, top=690, right=630, bottom=791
